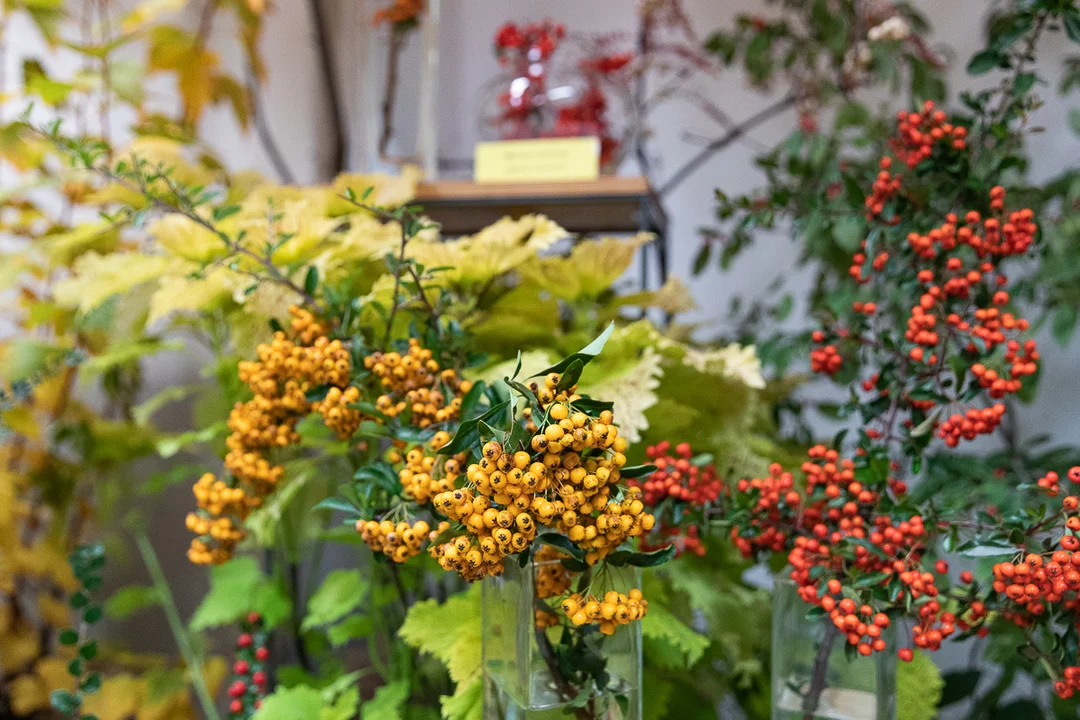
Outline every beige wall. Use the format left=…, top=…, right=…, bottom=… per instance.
left=3, top=1, right=1077, bottom=715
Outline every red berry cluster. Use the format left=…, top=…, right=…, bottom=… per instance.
left=227, top=614, right=271, bottom=719
left=632, top=441, right=721, bottom=557
left=890, top=101, right=967, bottom=168
left=809, top=333, right=843, bottom=375
left=638, top=441, right=722, bottom=505
left=493, top=20, right=565, bottom=59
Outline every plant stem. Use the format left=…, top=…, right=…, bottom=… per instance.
left=801, top=620, right=838, bottom=720
left=135, top=532, right=223, bottom=720
left=379, top=31, right=405, bottom=163
left=308, top=0, right=347, bottom=176
left=659, top=93, right=800, bottom=197
left=532, top=597, right=591, bottom=720
left=245, top=61, right=296, bottom=184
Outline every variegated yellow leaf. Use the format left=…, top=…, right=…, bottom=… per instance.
left=54, top=252, right=174, bottom=313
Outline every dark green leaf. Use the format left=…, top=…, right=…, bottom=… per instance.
left=618, top=464, right=658, bottom=479
left=967, top=50, right=1001, bottom=75
left=606, top=544, right=676, bottom=568
left=531, top=323, right=615, bottom=378
left=304, top=266, right=319, bottom=296
left=536, top=533, right=585, bottom=561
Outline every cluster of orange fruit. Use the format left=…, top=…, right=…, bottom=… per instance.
left=428, top=373, right=655, bottom=582
left=188, top=307, right=360, bottom=565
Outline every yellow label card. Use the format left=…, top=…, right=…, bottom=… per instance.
left=474, top=137, right=601, bottom=184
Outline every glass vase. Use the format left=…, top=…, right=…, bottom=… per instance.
left=361, top=0, right=439, bottom=176
left=476, top=22, right=627, bottom=174
left=772, top=579, right=896, bottom=720
left=482, top=557, right=642, bottom=720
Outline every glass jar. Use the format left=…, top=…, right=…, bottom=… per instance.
left=772, top=578, right=896, bottom=720
left=482, top=556, right=642, bottom=720
left=362, top=0, right=439, bottom=176
left=477, top=21, right=628, bottom=175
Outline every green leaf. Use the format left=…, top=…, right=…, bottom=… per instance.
left=321, top=686, right=359, bottom=720
left=1065, top=13, right=1080, bottom=44
left=640, top=599, right=710, bottom=667
left=440, top=396, right=505, bottom=456
left=190, top=557, right=291, bottom=630
left=302, top=570, right=367, bottom=631
left=967, top=50, right=1000, bottom=75
left=536, top=533, right=585, bottom=561
left=132, top=385, right=197, bottom=426
left=80, top=671, right=102, bottom=693
left=105, top=585, right=160, bottom=620
left=59, top=629, right=79, bottom=645
left=531, top=322, right=615, bottom=378
left=1052, top=305, right=1078, bottom=348
left=832, top=216, right=864, bottom=253
left=304, top=266, right=319, bottom=296
left=212, top=204, right=241, bottom=222
left=359, top=680, right=408, bottom=719
left=441, top=677, right=483, bottom=720
left=897, top=649, right=944, bottom=720
left=1013, top=72, right=1036, bottom=95
left=252, top=685, right=323, bottom=720
left=618, top=464, right=658, bottom=479
left=326, top=614, right=374, bottom=647
left=51, top=689, right=81, bottom=714
left=606, top=544, right=676, bottom=568
left=399, top=586, right=482, bottom=686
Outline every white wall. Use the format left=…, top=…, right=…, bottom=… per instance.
left=3, top=0, right=1078, bottom=713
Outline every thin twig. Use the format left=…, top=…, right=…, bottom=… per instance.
left=379, top=31, right=406, bottom=163
left=135, top=532, right=223, bottom=720
left=244, top=62, right=296, bottom=183
left=659, top=93, right=801, bottom=196
left=802, top=620, right=839, bottom=720
left=308, top=0, right=347, bottom=176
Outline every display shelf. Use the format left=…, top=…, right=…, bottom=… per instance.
left=415, top=176, right=669, bottom=288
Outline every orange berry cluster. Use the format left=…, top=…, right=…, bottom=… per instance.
left=364, top=339, right=471, bottom=427
left=397, top=432, right=465, bottom=504
left=826, top=596, right=891, bottom=656
left=312, top=386, right=363, bottom=439
left=809, top=334, right=843, bottom=376
left=373, top=0, right=423, bottom=26
left=189, top=307, right=358, bottom=565
left=560, top=588, right=648, bottom=636
left=890, top=101, right=967, bottom=168
left=637, top=441, right=722, bottom=506
left=864, top=156, right=902, bottom=221
left=534, top=545, right=573, bottom=598
left=938, top=404, right=1006, bottom=447
left=430, top=373, right=653, bottom=581
left=355, top=518, right=433, bottom=563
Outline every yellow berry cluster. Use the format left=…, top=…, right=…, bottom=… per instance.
left=429, top=372, right=656, bottom=579
left=355, top=518, right=435, bottom=563
left=364, top=339, right=472, bottom=427
left=312, top=386, right=363, bottom=439
left=189, top=307, right=360, bottom=565
left=398, top=432, right=465, bottom=504
left=535, top=545, right=573, bottom=599
left=560, top=588, right=649, bottom=636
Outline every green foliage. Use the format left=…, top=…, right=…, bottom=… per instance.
left=302, top=570, right=368, bottom=631
left=399, top=587, right=483, bottom=688
left=640, top=602, right=710, bottom=668
left=896, top=650, right=944, bottom=720
left=188, top=556, right=291, bottom=630
left=51, top=545, right=106, bottom=719
left=251, top=685, right=322, bottom=720
left=104, top=584, right=161, bottom=620
left=359, top=680, right=409, bottom=719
